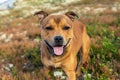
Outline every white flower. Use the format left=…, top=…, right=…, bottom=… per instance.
left=61, top=76, right=66, bottom=79
left=0, top=34, right=6, bottom=40
left=54, top=71, right=63, bottom=77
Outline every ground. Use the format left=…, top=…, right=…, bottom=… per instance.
left=0, top=0, right=120, bottom=80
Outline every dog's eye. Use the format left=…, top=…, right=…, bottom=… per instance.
left=45, top=26, right=53, bottom=30
left=63, top=26, right=70, bottom=30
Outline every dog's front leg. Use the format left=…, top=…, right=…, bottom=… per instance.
left=63, top=69, right=76, bottom=80
left=76, top=27, right=91, bottom=78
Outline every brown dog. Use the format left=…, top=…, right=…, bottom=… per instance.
left=34, top=11, right=91, bottom=80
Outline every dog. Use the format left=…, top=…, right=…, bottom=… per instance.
left=34, top=11, right=91, bottom=80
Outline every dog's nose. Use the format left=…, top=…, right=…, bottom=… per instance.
left=54, top=36, right=63, bottom=46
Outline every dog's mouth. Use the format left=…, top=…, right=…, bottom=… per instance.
left=44, top=38, right=71, bottom=56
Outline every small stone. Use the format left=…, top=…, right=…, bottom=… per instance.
left=8, top=63, right=14, bottom=68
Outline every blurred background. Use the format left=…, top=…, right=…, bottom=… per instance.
left=0, top=0, right=120, bottom=80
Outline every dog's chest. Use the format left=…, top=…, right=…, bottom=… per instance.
left=50, top=58, right=62, bottom=68
left=42, top=57, right=61, bottom=68
left=54, top=62, right=61, bottom=68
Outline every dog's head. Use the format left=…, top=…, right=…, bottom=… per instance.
left=34, top=11, right=78, bottom=56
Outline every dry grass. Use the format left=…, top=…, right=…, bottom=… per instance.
left=0, top=15, right=42, bottom=80
left=0, top=0, right=120, bottom=79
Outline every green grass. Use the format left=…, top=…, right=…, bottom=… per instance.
left=85, top=21, right=120, bottom=79
left=0, top=0, right=120, bottom=79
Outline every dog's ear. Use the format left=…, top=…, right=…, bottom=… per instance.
left=65, top=11, right=78, bottom=20
left=34, top=11, right=48, bottom=22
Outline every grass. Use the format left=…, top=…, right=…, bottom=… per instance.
left=85, top=18, right=120, bottom=79
left=0, top=0, right=120, bottom=80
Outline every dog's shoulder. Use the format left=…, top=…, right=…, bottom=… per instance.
left=72, top=20, right=85, bottom=33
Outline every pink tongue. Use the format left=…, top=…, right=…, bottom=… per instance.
left=53, top=46, right=63, bottom=55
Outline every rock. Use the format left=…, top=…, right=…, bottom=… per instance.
left=8, top=63, right=14, bottom=68
left=0, top=0, right=16, bottom=10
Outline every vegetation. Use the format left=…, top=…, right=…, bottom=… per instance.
left=0, top=0, right=120, bottom=80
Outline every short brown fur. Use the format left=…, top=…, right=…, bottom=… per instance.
left=35, top=11, right=91, bottom=80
